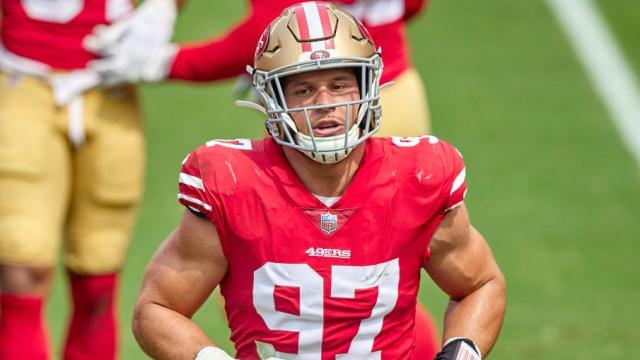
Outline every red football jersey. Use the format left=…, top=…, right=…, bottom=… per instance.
left=178, top=136, right=466, bottom=360
left=0, top=0, right=133, bottom=69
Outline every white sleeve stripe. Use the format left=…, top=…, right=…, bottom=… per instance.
left=179, top=172, right=204, bottom=190
left=445, top=200, right=464, bottom=212
left=450, top=167, right=466, bottom=195
left=187, top=206, right=202, bottom=214
left=445, top=188, right=468, bottom=212
left=177, top=194, right=212, bottom=211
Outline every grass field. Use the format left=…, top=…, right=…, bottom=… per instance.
left=45, top=1, right=640, bottom=359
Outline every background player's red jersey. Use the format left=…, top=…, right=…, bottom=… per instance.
left=170, top=0, right=427, bottom=84
left=178, top=136, right=466, bottom=359
left=0, top=0, right=132, bottom=69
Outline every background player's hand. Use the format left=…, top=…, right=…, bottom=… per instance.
left=83, top=0, right=178, bottom=84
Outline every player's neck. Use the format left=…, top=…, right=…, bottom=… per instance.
left=283, top=144, right=365, bottom=198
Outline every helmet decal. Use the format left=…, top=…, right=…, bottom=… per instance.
left=255, top=26, right=270, bottom=60
left=310, top=50, right=331, bottom=60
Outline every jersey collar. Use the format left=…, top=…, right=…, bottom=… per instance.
left=263, top=137, right=386, bottom=209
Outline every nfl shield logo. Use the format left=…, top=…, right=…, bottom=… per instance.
left=320, top=212, right=338, bottom=234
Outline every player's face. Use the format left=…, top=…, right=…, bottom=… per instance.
left=283, top=69, right=361, bottom=137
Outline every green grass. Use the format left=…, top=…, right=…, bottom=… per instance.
left=44, top=1, right=640, bottom=359
left=595, top=0, right=640, bottom=74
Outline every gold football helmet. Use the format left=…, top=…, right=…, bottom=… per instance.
left=245, top=1, right=383, bottom=163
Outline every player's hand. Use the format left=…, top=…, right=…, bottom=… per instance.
left=434, top=337, right=482, bottom=360
left=83, top=0, right=178, bottom=84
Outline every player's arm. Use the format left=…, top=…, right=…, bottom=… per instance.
left=132, top=209, right=234, bottom=360
left=168, top=2, right=289, bottom=82
left=424, top=204, right=506, bottom=359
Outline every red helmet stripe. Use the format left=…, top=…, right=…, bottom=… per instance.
left=316, top=3, right=335, bottom=49
left=295, top=2, right=336, bottom=53
left=294, top=4, right=313, bottom=52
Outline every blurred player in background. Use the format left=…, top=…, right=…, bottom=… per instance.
left=85, top=0, right=437, bottom=357
left=0, top=0, right=178, bottom=358
left=86, top=0, right=431, bottom=136
left=130, top=4, right=505, bottom=359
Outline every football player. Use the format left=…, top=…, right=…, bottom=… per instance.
left=131, top=3, right=506, bottom=360
left=0, top=0, right=178, bottom=359
left=87, top=0, right=439, bottom=356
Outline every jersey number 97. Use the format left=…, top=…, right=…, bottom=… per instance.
left=253, top=259, right=400, bottom=359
